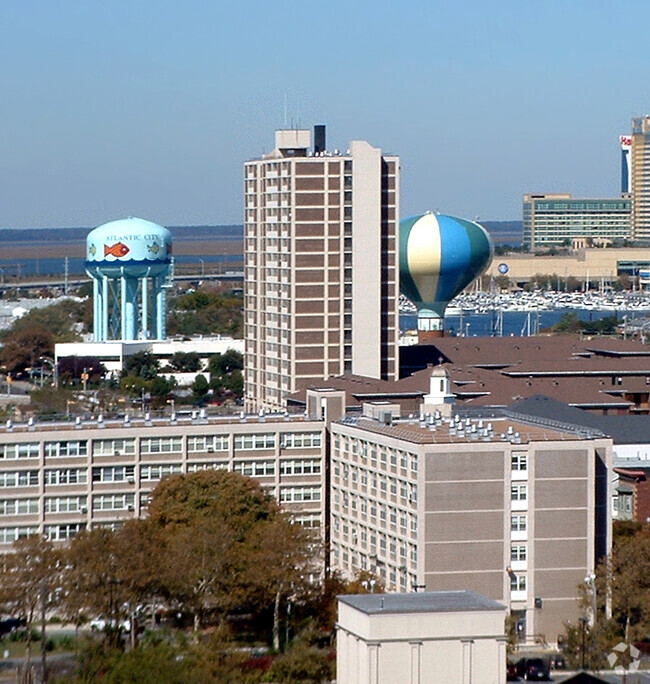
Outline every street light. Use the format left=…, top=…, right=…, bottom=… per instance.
left=584, top=574, right=597, bottom=627
left=579, top=616, right=588, bottom=670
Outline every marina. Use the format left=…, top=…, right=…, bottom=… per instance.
left=399, top=290, right=650, bottom=339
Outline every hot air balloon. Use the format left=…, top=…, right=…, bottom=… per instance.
left=400, top=212, right=493, bottom=340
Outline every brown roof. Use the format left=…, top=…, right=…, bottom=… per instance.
left=289, top=336, right=650, bottom=414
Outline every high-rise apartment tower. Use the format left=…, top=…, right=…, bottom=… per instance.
left=631, top=117, right=650, bottom=241
left=244, top=127, right=400, bottom=411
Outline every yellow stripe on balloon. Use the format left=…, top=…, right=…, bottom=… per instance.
left=407, top=213, right=441, bottom=304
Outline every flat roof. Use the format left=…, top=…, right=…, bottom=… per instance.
left=337, top=414, right=593, bottom=445
left=338, top=590, right=506, bottom=615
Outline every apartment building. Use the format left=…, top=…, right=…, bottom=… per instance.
left=631, top=116, right=650, bottom=241
left=0, top=412, right=326, bottom=546
left=328, top=390, right=612, bottom=645
left=522, top=193, right=631, bottom=251
left=244, top=126, right=399, bottom=412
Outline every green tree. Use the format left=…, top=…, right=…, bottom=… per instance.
left=0, top=300, right=86, bottom=343
left=266, top=641, right=333, bottom=683
left=552, top=312, right=582, bottom=334
left=209, top=351, right=244, bottom=401
left=191, top=374, right=209, bottom=403
left=168, top=351, right=202, bottom=373
left=123, top=352, right=159, bottom=380
left=167, top=287, right=243, bottom=338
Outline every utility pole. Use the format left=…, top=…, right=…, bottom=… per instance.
left=40, top=578, right=47, bottom=684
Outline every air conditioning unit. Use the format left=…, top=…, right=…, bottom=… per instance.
left=127, top=477, right=135, bottom=484
left=207, top=447, right=214, bottom=453
left=114, top=450, right=122, bottom=457
left=80, top=506, right=87, bottom=514
left=127, top=505, right=134, bottom=512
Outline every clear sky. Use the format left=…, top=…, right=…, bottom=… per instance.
left=2, top=0, right=650, bottom=228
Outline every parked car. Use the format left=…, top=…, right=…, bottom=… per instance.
left=515, top=657, right=550, bottom=681
left=507, top=661, right=520, bottom=681
left=0, top=617, right=26, bottom=636
left=89, top=617, right=131, bottom=632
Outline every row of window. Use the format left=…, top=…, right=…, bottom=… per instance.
left=0, top=493, right=141, bottom=515
left=0, top=432, right=323, bottom=460
left=335, top=439, right=417, bottom=473
left=2, top=458, right=325, bottom=488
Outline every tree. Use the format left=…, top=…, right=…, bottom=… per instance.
left=191, top=374, right=209, bottom=404
left=209, top=351, right=244, bottom=401
left=0, top=326, right=54, bottom=377
left=600, top=533, right=650, bottom=643
left=166, top=287, right=243, bottom=338
left=266, top=641, right=333, bottom=683
left=552, top=312, right=582, bottom=334
left=123, top=352, right=159, bottom=381
left=145, top=470, right=314, bottom=631
left=0, top=300, right=85, bottom=344
left=0, top=535, right=62, bottom=676
left=168, top=351, right=202, bottom=373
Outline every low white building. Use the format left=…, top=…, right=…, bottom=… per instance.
left=336, top=590, right=507, bottom=684
left=55, top=337, right=244, bottom=378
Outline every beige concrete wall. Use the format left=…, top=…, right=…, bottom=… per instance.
left=337, top=601, right=507, bottom=684
left=486, top=247, right=650, bottom=281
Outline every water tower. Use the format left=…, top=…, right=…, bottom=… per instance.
left=85, top=217, right=172, bottom=341
left=400, top=212, right=493, bottom=340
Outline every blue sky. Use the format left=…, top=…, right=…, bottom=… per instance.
left=1, top=0, right=649, bottom=228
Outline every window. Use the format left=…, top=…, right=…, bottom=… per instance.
left=279, top=487, right=321, bottom=503
left=233, top=461, right=275, bottom=477
left=0, top=499, right=39, bottom=515
left=281, top=432, right=322, bottom=448
left=511, top=515, right=527, bottom=532
left=292, top=513, right=320, bottom=528
left=45, top=441, right=88, bottom=458
left=511, top=452, right=528, bottom=471
left=510, top=544, right=527, bottom=562
left=92, top=466, right=135, bottom=483
left=93, top=493, right=135, bottom=511
left=0, top=471, right=39, bottom=487
left=234, top=434, right=276, bottom=450
left=44, top=469, right=87, bottom=486
left=0, top=526, right=38, bottom=544
left=0, top=443, right=39, bottom=460
left=280, top=459, right=321, bottom=476
left=510, top=574, right=527, bottom=592
left=93, top=439, right=136, bottom=456
left=186, top=462, right=227, bottom=473
left=511, top=484, right=528, bottom=501
left=44, top=523, right=83, bottom=541
left=187, top=435, right=229, bottom=453
left=140, top=464, right=183, bottom=481
left=140, top=437, right=182, bottom=454
left=44, top=496, right=86, bottom=513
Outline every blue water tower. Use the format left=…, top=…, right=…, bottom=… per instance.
left=85, top=217, right=172, bottom=341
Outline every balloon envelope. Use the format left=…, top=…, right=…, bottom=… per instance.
left=399, top=212, right=493, bottom=318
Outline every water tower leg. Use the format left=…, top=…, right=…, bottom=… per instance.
left=93, top=278, right=103, bottom=341
left=141, top=276, right=149, bottom=339
left=154, top=278, right=166, bottom=340
left=123, top=278, right=138, bottom=341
